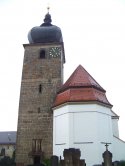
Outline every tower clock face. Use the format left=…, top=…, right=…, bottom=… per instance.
left=49, top=47, right=61, bottom=58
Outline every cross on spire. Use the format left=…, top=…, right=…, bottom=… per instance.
left=101, top=142, right=111, bottom=151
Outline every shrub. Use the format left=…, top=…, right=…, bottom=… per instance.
left=0, top=156, right=16, bottom=166
left=119, top=161, right=125, bottom=166
left=43, top=159, right=51, bottom=166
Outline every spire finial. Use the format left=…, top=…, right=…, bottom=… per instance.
left=47, top=4, right=50, bottom=13
left=41, top=5, right=52, bottom=26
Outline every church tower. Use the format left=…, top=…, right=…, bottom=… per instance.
left=16, top=11, right=65, bottom=166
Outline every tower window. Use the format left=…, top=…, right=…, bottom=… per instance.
left=37, top=107, right=41, bottom=113
left=32, top=139, right=42, bottom=152
left=39, top=84, right=42, bottom=93
left=40, top=50, right=46, bottom=59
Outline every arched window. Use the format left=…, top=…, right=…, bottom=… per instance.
left=40, top=50, right=46, bottom=59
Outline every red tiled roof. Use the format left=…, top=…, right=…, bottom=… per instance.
left=59, top=65, right=105, bottom=92
left=53, top=65, right=112, bottom=108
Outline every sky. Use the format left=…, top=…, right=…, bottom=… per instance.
left=0, top=0, right=125, bottom=140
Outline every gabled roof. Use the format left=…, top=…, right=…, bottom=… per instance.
left=53, top=65, right=112, bottom=108
left=0, top=131, right=16, bottom=145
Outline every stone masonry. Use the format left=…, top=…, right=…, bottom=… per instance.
left=16, top=43, right=64, bottom=166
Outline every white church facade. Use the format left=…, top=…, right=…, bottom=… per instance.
left=52, top=65, right=125, bottom=166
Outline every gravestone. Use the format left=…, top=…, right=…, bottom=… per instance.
left=102, top=144, right=113, bottom=166
left=50, top=155, right=59, bottom=166
left=60, top=148, right=86, bottom=166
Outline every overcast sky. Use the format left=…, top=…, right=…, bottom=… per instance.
left=0, top=0, right=125, bottom=140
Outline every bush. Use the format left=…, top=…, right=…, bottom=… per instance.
left=43, top=159, right=51, bottom=166
left=119, top=161, right=125, bottom=166
left=0, top=156, right=16, bottom=166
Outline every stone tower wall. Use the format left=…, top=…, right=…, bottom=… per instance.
left=16, top=43, right=64, bottom=166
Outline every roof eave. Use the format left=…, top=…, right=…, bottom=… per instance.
left=58, top=85, right=106, bottom=94
left=52, top=100, right=113, bottom=110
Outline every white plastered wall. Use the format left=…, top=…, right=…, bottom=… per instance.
left=113, top=136, right=125, bottom=161
left=112, top=118, right=119, bottom=137
left=53, top=103, right=121, bottom=166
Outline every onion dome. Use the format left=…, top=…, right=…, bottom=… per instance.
left=53, top=65, right=112, bottom=108
left=28, top=12, right=63, bottom=43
